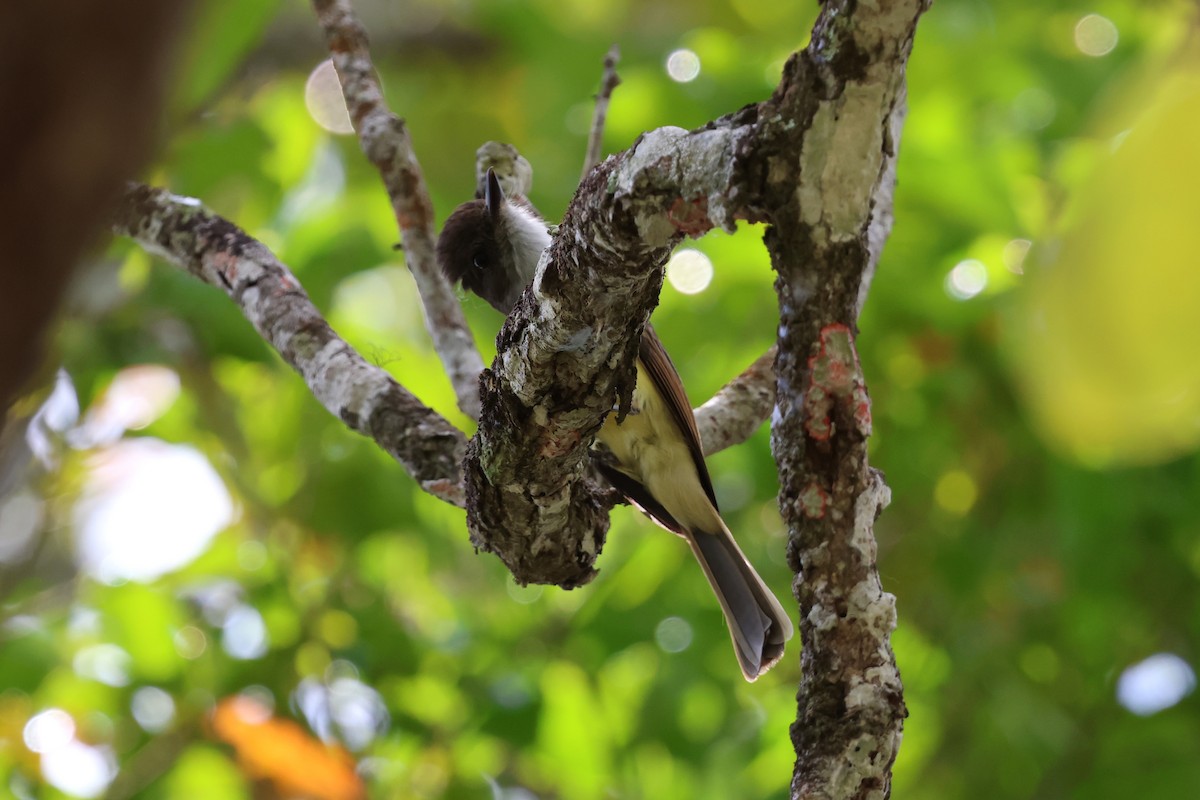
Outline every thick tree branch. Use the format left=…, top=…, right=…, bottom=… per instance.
left=465, top=120, right=771, bottom=585
left=312, top=0, right=484, bottom=420
left=456, top=1, right=926, bottom=796
left=112, top=184, right=467, bottom=506
left=861, top=84, right=907, bottom=318
left=757, top=1, right=928, bottom=797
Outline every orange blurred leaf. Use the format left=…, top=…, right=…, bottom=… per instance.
left=210, top=695, right=364, bottom=800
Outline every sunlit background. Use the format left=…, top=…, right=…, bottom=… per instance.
left=2, top=0, right=1199, bottom=798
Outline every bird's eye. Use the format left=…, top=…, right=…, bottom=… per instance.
left=472, top=253, right=486, bottom=270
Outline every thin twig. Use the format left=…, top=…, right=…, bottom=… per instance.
left=581, top=44, right=621, bottom=180
left=312, top=0, right=484, bottom=420
left=112, top=183, right=468, bottom=506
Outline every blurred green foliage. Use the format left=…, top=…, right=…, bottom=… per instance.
left=2, top=0, right=1199, bottom=798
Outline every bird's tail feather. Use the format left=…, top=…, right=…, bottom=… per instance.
left=689, top=527, right=793, bottom=681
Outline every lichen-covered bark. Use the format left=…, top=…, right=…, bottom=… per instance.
left=465, top=124, right=766, bottom=585
left=112, top=184, right=467, bottom=505
left=465, top=0, right=927, bottom=795
left=755, top=2, right=928, bottom=797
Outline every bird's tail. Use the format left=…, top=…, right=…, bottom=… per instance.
left=688, top=525, right=794, bottom=681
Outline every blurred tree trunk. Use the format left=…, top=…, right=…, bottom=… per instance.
left=0, top=0, right=189, bottom=411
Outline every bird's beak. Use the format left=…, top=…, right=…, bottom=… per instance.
left=485, top=167, right=503, bottom=220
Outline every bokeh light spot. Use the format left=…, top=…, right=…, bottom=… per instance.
left=296, top=641, right=332, bottom=677
left=305, top=59, right=355, bottom=134
left=1019, top=644, right=1061, bottom=683
left=72, top=365, right=180, bottom=448
left=317, top=610, right=358, bottom=649
left=222, top=605, right=269, bottom=660
left=27, top=369, right=78, bottom=468
left=1117, top=653, right=1196, bottom=715
left=173, top=625, right=208, bottom=660
left=322, top=676, right=390, bottom=750
left=1075, top=14, right=1118, bottom=57
left=73, top=439, right=234, bottom=583
left=73, top=644, right=132, bottom=687
left=41, top=740, right=115, bottom=799
left=507, top=579, right=544, bottom=605
left=654, top=616, right=693, bottom=653
left=1011, top=87, right=1056, bottom=131
left=666, top=249, right=714, bottom=295
left=665, top=49, right=701, bottom=83
left=934, top=470, right=978, bottom=516
left=1003, top=239, right=1032, bottom=274
left=239, top=686, right=276, bottom=718
left=945, top=259, right=988, bottom=300
left=23, top=709, right=75, bottom=753
left=131, top=687, right=176, bottom=733
left=226, top=692, right=274, bottom=725
left=237, top=539, right=268, bottom=571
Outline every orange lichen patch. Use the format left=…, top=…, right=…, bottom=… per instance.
left=804, top=324, right=872, bottom=441
left=538, top=424, right=583, bottom=459
left=798, top=482, right=829, bottom=519
left=210, top=695, right=364, bottom=800
left=666, top=195, right=712, bottom=236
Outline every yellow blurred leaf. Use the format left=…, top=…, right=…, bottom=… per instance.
left=1015, top=58, right=1200, bottom=465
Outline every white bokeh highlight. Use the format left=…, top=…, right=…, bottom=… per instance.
left=40, top=741, right=116, bottom=799
left=73, top=644, right=132, bottom=687
left=222, top=605, right=269, bottom=660
left=71, top=365, right=180, bottom=449
left=131, top=687, right=176, bottom=733
left=665, top=49, right=701, bottom=83
left=946, top=259, right=988, bottom=300
left=23, top=709, right=75, bottom=754
left=1117, top=653, right=1196, bottom=716
left=1075, top=14, right=1119, bottom=57
left=24, top=709, right=116, bottom=798
left=666, top=249, right=714, bottom=295
left=305, top=59, right=355, bottom=134
left=73, top=438, right=234, bottom=583
left=654, top=616, right=693, bottom=653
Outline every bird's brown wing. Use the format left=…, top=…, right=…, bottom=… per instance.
left=637, top=324, right=719, bottom=510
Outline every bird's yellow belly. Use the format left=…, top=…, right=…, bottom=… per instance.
left=597, top=362, right=717, bottom=533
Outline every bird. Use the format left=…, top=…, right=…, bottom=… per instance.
left=436, top=168, right=793, bottom=680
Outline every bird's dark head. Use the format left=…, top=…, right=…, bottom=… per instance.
left=437, top=168, right=551, bottom=315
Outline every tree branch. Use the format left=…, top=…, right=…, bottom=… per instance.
left=456, top=0, right=927, bottom=795
left=112, top=183, right=467, bottom=506
left=464, top=120, right=772, bottom=585
left=582, top=44, right=621, bottom=180
left=695, top=345, right=777, bottom=456
left=312, top=0, right=484, bottom=420
left=757, top=1, right=928, bottom=797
